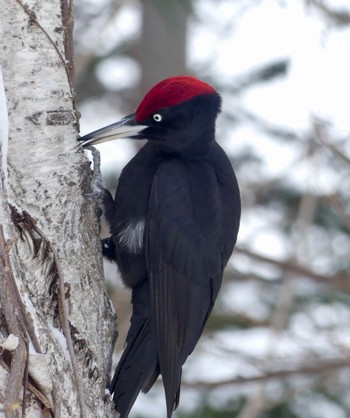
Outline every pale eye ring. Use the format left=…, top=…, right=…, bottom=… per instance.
left=153, top=113, right=162, bottom=122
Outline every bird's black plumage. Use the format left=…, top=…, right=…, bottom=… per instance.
left=79, top=76, right=241, bottom=418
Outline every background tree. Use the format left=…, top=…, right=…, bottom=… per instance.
left=0, top=1, right=115, bottom=417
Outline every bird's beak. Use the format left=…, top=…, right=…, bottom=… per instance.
left=78, top=114, right=147, bottom=148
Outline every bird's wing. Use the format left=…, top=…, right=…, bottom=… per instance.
left=145, top=160, right=222, bottom=417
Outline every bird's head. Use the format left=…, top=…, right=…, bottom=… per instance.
left=79, top=76, right=221, bottom=154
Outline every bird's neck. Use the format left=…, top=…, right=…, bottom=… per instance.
left=158, top=137, right=216, bottom=160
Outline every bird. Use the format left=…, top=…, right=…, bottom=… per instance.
left=78, top=76, right=241, bottom=418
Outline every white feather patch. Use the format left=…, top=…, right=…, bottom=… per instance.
left=117, top=219, right=145, bottom=254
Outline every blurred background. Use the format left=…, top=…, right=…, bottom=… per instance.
left=75, top=0, right=350, bottom=417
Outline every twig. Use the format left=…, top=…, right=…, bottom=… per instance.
left=61, top=0, right=79, bottom=128
left=0, top=224, right=28, bottom=418
left=308, top=0, right=350, bottom=26
left=0, top=357, right=53, bottom=411
left=61, top=0, right=75, bottom=88
left=0, top=215, right=59, bottom=416
left=22, top=339, right=30, bottom=417
left=234, top=246, right=350, bottom=291
left=184, top=357, right=349, bottom=389
left=313, top=117, right=350, bottom=167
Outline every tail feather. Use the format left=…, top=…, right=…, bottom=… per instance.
left=110, top=285, right=158, bottom=418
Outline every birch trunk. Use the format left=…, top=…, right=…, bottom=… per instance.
left=0, top=1, right=116, bottom=417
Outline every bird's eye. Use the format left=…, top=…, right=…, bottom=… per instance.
left=153, top=114, right=162, bottom=122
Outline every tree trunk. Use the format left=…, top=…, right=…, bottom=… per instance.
left=0, top=1, right=116, bottom=417
left=138, top=0, right=188, bottom=95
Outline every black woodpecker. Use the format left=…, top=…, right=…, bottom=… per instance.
left=79, top=76, right=241, bottom=418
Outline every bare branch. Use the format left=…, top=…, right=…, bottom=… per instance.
left=234, top=246, right=350, bottom=291
left=313, top=117, right=350, bottom=167
left=184, top=357, right=349, bottom=389
left=308, top=0, right=350, bottom=26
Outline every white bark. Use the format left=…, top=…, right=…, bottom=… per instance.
left=0, top=1, right=116, bottom=417
left=0, top=67, right=8, bottom=178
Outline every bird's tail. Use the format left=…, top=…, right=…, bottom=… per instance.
left=109, top=284, right=159, bottom=418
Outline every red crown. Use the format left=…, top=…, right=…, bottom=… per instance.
left=135, top=76, right=217, bottom=122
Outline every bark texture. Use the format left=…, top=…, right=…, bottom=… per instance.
left=0, top=1, right=116, bottom=417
